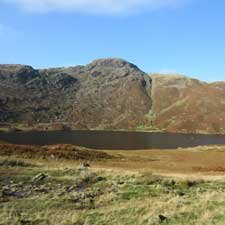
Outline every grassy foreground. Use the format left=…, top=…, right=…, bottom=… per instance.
left=1, top=145, right=225, bottom=224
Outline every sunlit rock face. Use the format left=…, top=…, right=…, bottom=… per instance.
left=0, top=59, right=225, bottom=133
left=0, top=59, right=152, bottom=130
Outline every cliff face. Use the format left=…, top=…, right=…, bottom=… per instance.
left=0, top=59, right=224, bottom=134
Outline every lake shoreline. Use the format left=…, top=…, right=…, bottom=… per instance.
left=0, top=130, right=225, bottom=150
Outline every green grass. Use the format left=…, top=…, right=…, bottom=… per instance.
left=1, top=158, right=225, bottom=225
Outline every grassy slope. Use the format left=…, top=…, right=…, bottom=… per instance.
left=1, top=145, right=225, bottom=224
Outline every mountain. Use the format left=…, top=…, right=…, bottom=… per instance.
left=0, top=59, right=152, bottom=129
left=150, top=74, right=225, bottom=134
left=0, top=58, right=224, bottom=134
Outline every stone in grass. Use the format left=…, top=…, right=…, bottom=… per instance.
left=170, top=179, right=176, bottom=186
left=159, top=214, right=167, bottom=222
left=70, top=191, right=96, bottom=209
left=77, top=162, right=90, bottom=171
left=83, top=162, right=90, bottom=167
left=32, top=173, right=48, bottom=183
left=96, top=176, right=106, bottom=182
left=177, top=191, right=185, bottom=196
left=20, top=219, right=32, bottom=225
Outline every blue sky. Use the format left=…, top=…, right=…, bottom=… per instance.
left=0, top=0, right=225, bottom=82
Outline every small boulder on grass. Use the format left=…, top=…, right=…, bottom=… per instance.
left=32, top=173, right=48, bottom=183
left=77, top=162, right=90, bottom=171
left=159, top=214, right=167, bottom=223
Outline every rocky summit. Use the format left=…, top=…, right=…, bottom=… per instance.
left=0, top=58, right=225, bottom=134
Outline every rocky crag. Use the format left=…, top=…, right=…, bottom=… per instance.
left=0, top=58, right=224, bottom=134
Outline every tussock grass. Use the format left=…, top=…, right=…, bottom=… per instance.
left=0, top=159, right=34, bottom=168
left=1, top=156, right=225, bottom=225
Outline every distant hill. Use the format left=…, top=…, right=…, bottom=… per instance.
left=150, top=74, right=225, bottom=134
left=0, top=58, right=224, bottom=134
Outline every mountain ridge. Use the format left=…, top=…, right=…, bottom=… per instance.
left=0, top=58, right=224, bottom=134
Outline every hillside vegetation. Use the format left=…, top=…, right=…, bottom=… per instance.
left=0, top=58, right=225, bottom=134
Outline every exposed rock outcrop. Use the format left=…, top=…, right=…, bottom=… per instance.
left=0, top=59, right=225, bottom=134
left=0, top=58, right=152, bottom=129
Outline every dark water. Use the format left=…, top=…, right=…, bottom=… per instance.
left=0, top=131, right=225, bottom=150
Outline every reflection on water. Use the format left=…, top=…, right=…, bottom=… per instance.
left=0, top=131, right=225, bottom=150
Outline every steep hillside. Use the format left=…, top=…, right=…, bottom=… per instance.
left=0, top=64, right=79, bottom=124
left=150, top=74, right=225, bottom=134
left=0, top=59, right=224, bottom=134
left=0, top=59, right=152, bottom=129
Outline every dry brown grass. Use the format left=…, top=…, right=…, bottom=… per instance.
left=1, top=145, right=225, bottom=225
left=1, top=155, right=225, bottom=225
left=1, top=144, right=225, bottom=176
left=95, top=145, right=225, bottom=175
